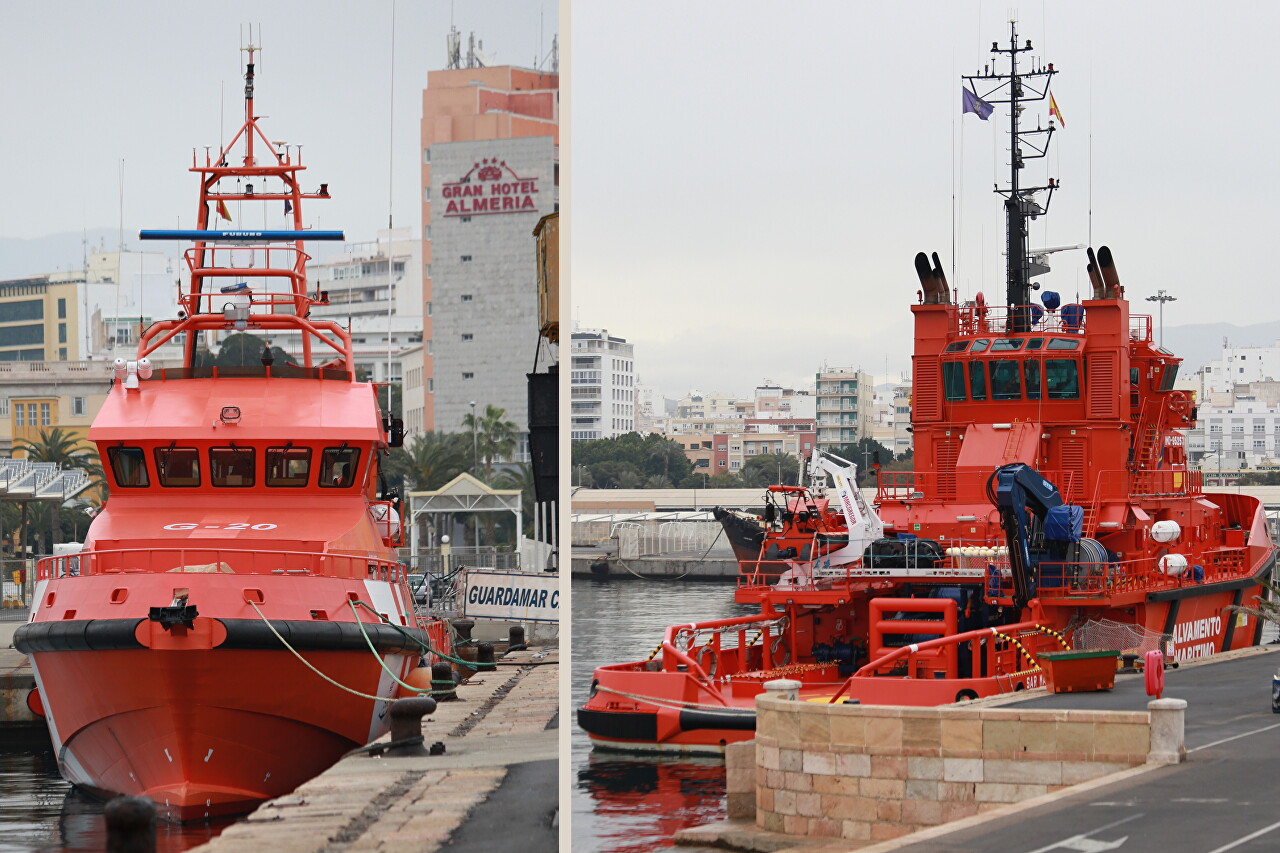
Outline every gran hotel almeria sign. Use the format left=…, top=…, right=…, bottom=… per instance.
left=441, top=157, right=540, bottom=217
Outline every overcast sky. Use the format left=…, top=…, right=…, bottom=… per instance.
left=0, top=0, right=557, bottom=248
left=571, top=1, right=1280, bottom=399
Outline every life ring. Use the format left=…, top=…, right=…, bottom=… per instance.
left=696, top=645, right=719, bottom=678
left=770, top=634, right=792, bottom=667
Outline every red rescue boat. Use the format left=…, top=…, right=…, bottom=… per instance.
left=578, top=22, right=1277, bottom=754
left=15, top=47, right=450, bottom=819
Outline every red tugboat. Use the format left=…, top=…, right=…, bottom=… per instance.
left=578, top=23, right=1277, bottom=754
left=15, top=48, right=450, bottom=818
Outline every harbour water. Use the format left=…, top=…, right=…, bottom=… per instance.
left=571, top=576, right=750, bottom=852
left=0, top=732, right=230, bottom=853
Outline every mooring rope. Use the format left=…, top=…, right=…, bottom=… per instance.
left=245, top=599, right=390, bottom=703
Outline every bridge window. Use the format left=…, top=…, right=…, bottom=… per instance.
left=1025, top=338, right=1045, bottom=350
left=971, top=340, right=990, bottom=353
left=988, top=360, right=1021, bottom=400
left=108, top=446, right=150, bottom=488
left=1046, top=338, right=1080, bottom=350
left=320, top=447, right=361, bottom=488
left=1045, top=359, right=1080, bottom=399
left=1024, top=360, right=1041, bottom=400
left=1159, top=362, right=1179, bottom=392
left=991, top=339, right=1024, bottom=351
left=154, top=447, right=201, bottom=487
left=943, top=362, right=967, bottom=401
left=944, top=341, right=970, bottom=353
left=266, top=446, right=312, bottom=487
left=968, top=361, right=987, bottom=400
left=210, top=446, right=256, bottom=487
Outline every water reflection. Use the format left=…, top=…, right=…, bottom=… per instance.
left=576, top=753, right=726, bottom=853
left=0, top=732, right=231, bottom=853
left=572, top=576, right=750, bottom=852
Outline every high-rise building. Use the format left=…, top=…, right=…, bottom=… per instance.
left=306, top=227, right=423, bottom=386
left=814, top=367, right=874, bottom=451
left=419, top=50, right=559, bottom=456
left=0, top=249, right=179, bottom=363
left=570, top=328, right=634, bottom=441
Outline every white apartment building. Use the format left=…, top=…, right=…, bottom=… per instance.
left=1201, top=340, right=1280, bottom=394
left=570, top=327, right=635, bottom=441
left=306, top=228, right=423, bottom=388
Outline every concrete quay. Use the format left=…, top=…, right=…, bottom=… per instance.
left=0, top=620, right=39, bottom=727
left=190, top=647, right=559, bottom=853
left=676, top=645, right=1280, bottom=853
left=571, top=552, right=739, bottom=580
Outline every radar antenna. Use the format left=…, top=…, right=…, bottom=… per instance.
left=963, top=20, right=1060, bottom=332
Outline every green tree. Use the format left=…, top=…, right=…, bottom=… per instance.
left=832, top=438, right=896, bottom=487
left=494, top=463, right=536, bottom=537
left=571, top=433, right=692, bottom=487
left=215, top=332, right=296, bottom=368
left=14, top=428, right=97, bottom=551
left=461, top=404, right=518, bottom=482
left=383, top=432, right=470, bottom=493
left=740, top=452, right=801, bottom=487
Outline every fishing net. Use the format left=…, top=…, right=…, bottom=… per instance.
left=1071, top=618, right=1171, bottom=656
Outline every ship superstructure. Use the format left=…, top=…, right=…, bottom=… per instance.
left=578, top=22, right=1276, bottom=753
left=15, top=48, right=446, bottom=818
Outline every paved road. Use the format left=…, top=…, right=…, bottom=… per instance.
left=892, top=648, right=1280, bottom=853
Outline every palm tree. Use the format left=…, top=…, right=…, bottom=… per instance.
left=14, top=427, right=97, bottom=551
left=461, top=404, right=518, bottom=482
left=388, top=432, right=471, bottom=492
left=494, top=463, right=537, bottom=538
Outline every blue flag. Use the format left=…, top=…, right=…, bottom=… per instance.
left=962, top=88, right=994, bottom=120
left=284, top=199, right=293, bottom=215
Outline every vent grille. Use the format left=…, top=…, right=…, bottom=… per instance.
left=1087, top=352, right=1118, bottom=419
left=914, top=359, right=941, bottom=422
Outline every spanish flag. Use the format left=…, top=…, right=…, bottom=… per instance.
left=216, top=198, right=232, bottom=221
left=1050, top=93, right=1065, bottom=127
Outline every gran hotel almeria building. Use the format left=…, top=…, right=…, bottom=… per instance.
left=414, top=56, right=558, bottom=459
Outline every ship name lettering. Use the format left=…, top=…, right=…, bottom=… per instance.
left=1172, top=616, right=1222, bottom=646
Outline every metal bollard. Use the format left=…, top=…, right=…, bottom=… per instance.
left=508, top=625, right=527, bottom=651
left=104, top=795, right=156, bottom=853
left=451, top=618, right=475, bottom=642
left=431, top=661, right=458, bottom=701
left=387, top=696, right=437, bottom=757
left=476, top=641, right=497, bottom=672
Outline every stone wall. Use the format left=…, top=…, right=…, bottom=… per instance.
left=750, top=693, right=1157, bottom=844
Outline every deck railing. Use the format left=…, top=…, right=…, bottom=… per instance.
left=36, top=547, right=406, bottom=583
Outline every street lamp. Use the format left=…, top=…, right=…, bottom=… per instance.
left=469, top=401, right=478, bottom=471
left=1146, top=290, right=1177, bottom=349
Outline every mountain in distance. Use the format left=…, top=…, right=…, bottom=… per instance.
left=0, top=229, right=124, bottom=279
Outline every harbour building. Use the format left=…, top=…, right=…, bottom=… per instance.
left=418, top=35, right=559, bottom=457
left=305, top=227, right=423, bottom=389
left=570, top=328, right=634, bottom=441
left=814, top=367, right=874, bottom=452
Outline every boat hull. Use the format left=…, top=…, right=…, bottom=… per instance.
left=19, top=573, right=429, bottom=820
left=581, top=562, right=1272, bottom=753
left=29, top=644, right=410, bottom=820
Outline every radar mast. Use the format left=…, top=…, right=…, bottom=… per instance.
left=963, top=20, right=1059, bottom=332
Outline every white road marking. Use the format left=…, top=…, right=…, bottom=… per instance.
left=1190, top=722, right=1280, bottom=752
left=1203, top=819, right=1280, bottom=853
left=1023, top=814, right=1141, bottom=853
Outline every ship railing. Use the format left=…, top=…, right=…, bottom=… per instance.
left=956, top=304, right=1087, bottom=336
left=1093, top=467, right=1201, bottom=500
left=37, top=547, right=407, bottom=583
left=656, top=612, right=796, bottom=701
left=827, top=620, right=1064, bottom=701
left=981, top=551, right=1253, bottom=602
left=876, top=468, right=1087, bottom=504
